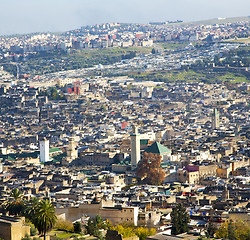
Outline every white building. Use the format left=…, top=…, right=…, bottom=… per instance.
left=131, top=126, right=140, bottom=170
left=40, top=139, right=50, bottom=163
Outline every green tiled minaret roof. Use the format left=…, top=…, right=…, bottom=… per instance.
left=145, top=141, right=171, bottom=154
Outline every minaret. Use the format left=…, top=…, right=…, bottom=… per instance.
left=67, top=137, right=78, bottom=162
left=131, top=126, right=140, bottom=170
left=222, top=185, right=229, bottom=201
left=40, top=138, right=49, bottom=163
left=235, top=124, right=240, bottom=137
left=212, top=108, right=220, bottom=129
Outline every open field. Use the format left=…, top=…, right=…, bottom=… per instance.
left=50, top=230, right=89, bottom=239
left=156, top=41, right=189, bottom=52
left=128, top=69, right=249, bottom=83
left=223, top=37, right=250, bottom=44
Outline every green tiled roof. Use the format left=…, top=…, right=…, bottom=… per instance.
left=140, top=139, right=149, bottom=145
left=7, top=156, right=15, bottom=161
left=49, top=148, right=62, bottom=153
left=144, top=141, right=170, bottom=154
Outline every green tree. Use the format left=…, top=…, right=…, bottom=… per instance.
left=33, top=199, right=57, bottom=240
left=216, top=220, right=250, bottom=240
left=228, top=220, right=237, bottom=240
left=86, top=215, right=107, bottom=239
left=24, top=197, right=39, bottom=222
left=135, top=227, right=156, bottom=240
left=73, top=221, right=82, bottom=233
left=55, top=219, right=74, bottom=231
left=29, top=223, right=38, bottom=236
left=171, top=204, right=190, bottom=235
left=205, top=220, right=217, bottom=238
left=86, top=218, right=101, bottom=238
left=6, top=188, right=25, bottom=216
left=108, top=223, right=156, bottom=240
left=50, top=88, right=59, bottom=100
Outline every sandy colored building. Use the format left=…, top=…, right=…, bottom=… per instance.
left=0, top=216, right=30, bottom=240
left=56, top=199, right=139, bottom=226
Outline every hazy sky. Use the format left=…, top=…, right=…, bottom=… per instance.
left=0, top=0, right=249, bottom=35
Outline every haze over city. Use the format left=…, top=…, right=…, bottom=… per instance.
left=1, top=0, right=250, bottom=35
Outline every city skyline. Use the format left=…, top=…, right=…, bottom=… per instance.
left=0, top=0, right=249, bottom=35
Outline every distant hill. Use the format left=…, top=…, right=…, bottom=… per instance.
left=179, top=16, right=250, bottom=26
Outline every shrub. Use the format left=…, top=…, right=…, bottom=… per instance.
left=74, top=221, right=82, bottom=233
left=55, top=220, right=74, bottom=232
left=21, top=234, right=32, bottom=240
left=30, top=224, right=38, bottom=236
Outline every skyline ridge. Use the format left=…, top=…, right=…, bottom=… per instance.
left=1, top=15, right=249, bottom=37
left=0, top=0, right=249, bottom=35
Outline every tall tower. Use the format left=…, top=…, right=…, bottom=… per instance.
left=67, top=137, right=78, bottom=162
left=131, top=126, right=140, bottom=170
left=212, top=108, right=220, bottom=129
left=40, top=138, right=49, bottom=163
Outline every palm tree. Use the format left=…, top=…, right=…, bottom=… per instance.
left=6, top=188, right=24, bottom=216
left=33, top=199, right=57, bottom=240
left=24, top=197, right=39, bottom=221
left=10, top=188, right=23, bottom=200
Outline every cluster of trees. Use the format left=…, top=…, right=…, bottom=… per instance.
left=198, top=219, right=250, bottom=240
left=85, top=215, right=156, bottom=240
left=86, top=215, right=107, bottom=239
left=38, top=87, right=65, bottom=101
left=108, top=222, right=156, bottom=240
left=136, top=152, right=165, bottom=185
left=1, top=189, right=57, bottom=240
left=215, top=219, right=250, bottom=240
left=171, top=204, right=250, bottom=240
left=121, top=51, right=136, bottom=60
left=213, top=48, right=249, bottom=67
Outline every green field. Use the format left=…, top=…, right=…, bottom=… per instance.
left=128, top=69, right=249, bottom=83
left=219, top=72, right=249, bottom=83
left=156, top=41, right=189, bottom=52
left=50, top=230, right=85, bottom=239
